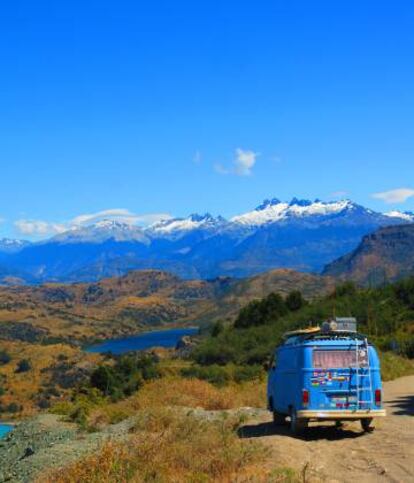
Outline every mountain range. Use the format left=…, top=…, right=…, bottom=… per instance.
left=0, top=197, right=413, bottom=284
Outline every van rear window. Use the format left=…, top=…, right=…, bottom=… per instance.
left=313, top=349, right=368, bottom=369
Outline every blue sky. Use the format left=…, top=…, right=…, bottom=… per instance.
left=1, top=1, right=413, bottom=239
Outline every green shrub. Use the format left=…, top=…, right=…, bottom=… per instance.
left=90, top=353, right=160, bottom=401
left=15, top=359, right=32, bottom=373
left=181, top=365, right=231, bottom=386
left=7, top=402, right=22, bottom=413
left=233, top=365, right=263, bottom=383
left=0, top=350, right=11, bottom=365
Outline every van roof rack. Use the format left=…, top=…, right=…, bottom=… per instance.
left=283, top=327, right=321, bottom=338
left=283, top=317, right=358, bottom=339
left=283, top=329, right=368, bottom=344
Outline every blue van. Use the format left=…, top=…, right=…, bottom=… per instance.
left=267, top=321, right=386, bottom=434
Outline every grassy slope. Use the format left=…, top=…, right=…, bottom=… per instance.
left=0, top=341, right=102, bottom=417
left=0, top=268, right=333, bottom=342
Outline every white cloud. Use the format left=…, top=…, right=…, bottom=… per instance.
left=234, top=148, right=259, bottom=176
left=71, top=209, right=140, bottom=227
left=372, top=188, right=414, bottom=204
left=14, top=220, right=67, bottom=236
left=14, top=210, right=172, bottom=238
left=215, top=148, right=259, bottom=176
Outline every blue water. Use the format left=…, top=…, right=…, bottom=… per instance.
left=0, top=424, right=12, bottom=439
left=86, top=327, right=198, bottom=355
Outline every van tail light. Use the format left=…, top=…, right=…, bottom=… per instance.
left=375, top=389, right=382, bottom=406
left=302, top=389, right=310, bottom=407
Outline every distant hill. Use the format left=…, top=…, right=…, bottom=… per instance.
left=323, top=224, right=414, bottom=286
left=0, top=269, right=333, bottom=343
left=1, top=197, right=412, bottom=283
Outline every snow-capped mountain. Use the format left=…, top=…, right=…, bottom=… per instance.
left=50, top=220, right=151, bottom=244
left=0, top=238, right=30, bottom=254
left=149, top=213, right=227, bottom=239
left=384, top=210, right=414, bottom=222
left=231, top=198, right=362, bottom=226
left=1, top=197, right=412, bottom=283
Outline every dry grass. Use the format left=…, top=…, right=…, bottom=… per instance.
left=380, top=351, right=414, bottom=381
left=0, top=340, right=101, bottom=417
left=84, top=376, right=266, bottom=429
left=44, top=407, right=267, bottom=483
left=136, top=376, right=267, bottom=410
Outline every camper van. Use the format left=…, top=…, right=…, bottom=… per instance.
left=267, top=319, right=386, bottom=434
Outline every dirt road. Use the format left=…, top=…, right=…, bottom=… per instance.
left=239, top=375, right=414, bottom=482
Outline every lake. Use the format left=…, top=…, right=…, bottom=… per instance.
left=0, top=424, right=12, bottom=439
left=86, top=327, right=198, bottom=355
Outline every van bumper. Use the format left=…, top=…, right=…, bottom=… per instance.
left=296, top=409, right=386, bottom=420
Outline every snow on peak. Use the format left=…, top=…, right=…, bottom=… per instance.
left=91, top=219, right=134, bottom=230
left=51, top=219, right=149, bottom=244
left=0, top=238, right=26, bottom=246
left=384, top=211, right=414, bottom=222
left=0, top=238, right=29, bottom=253
left=232, top=199, right=355, bottom=226
left=149, top=213, right=224, bottom=235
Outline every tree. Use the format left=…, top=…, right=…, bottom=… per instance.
left=286, top=290, right=306, bottom=311
left=234, top=292, right=287, bottom=328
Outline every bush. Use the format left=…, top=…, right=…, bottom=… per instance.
left=0, top=350, right=11, bottom=365
left=37, top=398, right=51, bottom=409
left=90, top=353, right=160, bottom=401
left=6, top=402, right=22, bottom=413
left=15, top=359, right=32, bottom=373
left=233, top=365, right=263, bottom=383
left=181, top=365, right=231, bottom=386
left=210, top=320, right=224, bottom=337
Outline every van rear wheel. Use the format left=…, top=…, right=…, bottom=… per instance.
left=361, top=418, right=375, bottom=432
left=290, top=409, right=308, bottom=435
left=273, top=411, right=286, bottom=426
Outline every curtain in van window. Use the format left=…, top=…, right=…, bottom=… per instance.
left=313, top=349, right=368, bottom=369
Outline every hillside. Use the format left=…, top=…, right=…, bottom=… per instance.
left=0, top=269, right=333, bottom=343
left=1, top=198, right=411, bottom=283
left=323, top=224, right=414, bottom=286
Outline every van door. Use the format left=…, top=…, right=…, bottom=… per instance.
left=311, top=347, right=364, bottom=410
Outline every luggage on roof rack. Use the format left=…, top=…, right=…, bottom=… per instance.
left=283, top=317, right=358, bottom=340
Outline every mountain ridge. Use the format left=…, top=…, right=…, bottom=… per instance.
left=1, top=197, right=412, bottom=283
left=323, top=223, right=414, bottom=285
